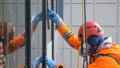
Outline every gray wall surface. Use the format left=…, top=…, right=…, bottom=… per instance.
left=0, top=0, right=120, bottom=68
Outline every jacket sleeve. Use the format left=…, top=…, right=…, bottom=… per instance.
left=8, top=34, right=25, bottom=54
left=57, top=23, right=82, bottom=50
left=56, top=64, right=65, bottom=68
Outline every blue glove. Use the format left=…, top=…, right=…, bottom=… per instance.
left=32, top=11, right=42, bottom=27
left=32, top=56, right=43, bottom=68
left=47, top=10, right=61, bottom=22
left=48, top=10, right=63, bottom=27
left=45, top=56, right=57, bottom=68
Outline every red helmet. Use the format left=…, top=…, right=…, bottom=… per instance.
left=78, top=21, right=104, bottom=40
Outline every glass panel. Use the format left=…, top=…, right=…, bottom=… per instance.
left=0, top=0, right=63, bottom=68
left=0, top=0, right=25, bottom=68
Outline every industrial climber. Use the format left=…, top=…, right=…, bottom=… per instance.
left=32, top=10, right=120, bottom=68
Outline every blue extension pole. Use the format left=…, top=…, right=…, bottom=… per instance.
left=84, top=0, right=88, bottom=68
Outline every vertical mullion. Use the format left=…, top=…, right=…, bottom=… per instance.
left=42, top=0, right=47, bottom=68
left=51, top=0, right=54, bottom=60
left=25, top=0, right=31, bottom=68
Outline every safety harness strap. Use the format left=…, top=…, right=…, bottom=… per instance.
left=95, top=54, right=120, bottom=65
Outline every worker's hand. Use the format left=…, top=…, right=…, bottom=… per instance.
left=32, top=56, right=43, bottom=68
left=47, top=10, right=60, bottom=22
left=32, top=11, right=42, bottom=28
left=45, top=56, right=57, bottom=68
left=80, top=43, right=88, bottom=57
left=48, top=10, right=63, bottom=27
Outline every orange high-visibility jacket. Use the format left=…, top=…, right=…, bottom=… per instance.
left=57, top=23, right=120, bottom=68
left=88, top=44, right=120, bottom=68
left=8, top=34, right=25, bottom=54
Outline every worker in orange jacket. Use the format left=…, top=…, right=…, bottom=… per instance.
left=0, top=11, right=42, bottom=67
left=33, top=10, right=120, bottom=68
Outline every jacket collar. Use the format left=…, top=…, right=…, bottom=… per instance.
left=96, top=36, right=112, bottom=52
